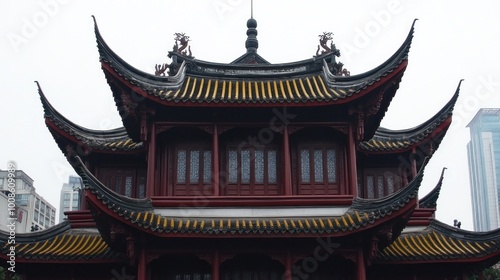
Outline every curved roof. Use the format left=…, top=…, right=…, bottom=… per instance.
left=359, top=80, right=462, bottom=153
left=0, top=221, right=124, bottom=263
left=72, top=155, right=423, bottom=238
left=419, top=167, right=446, bottom=209
left=37, top=82, right=143, bottom=154
left=95, top=17, right=414, bottom=106
left=377, top=220, right=500, bottom=264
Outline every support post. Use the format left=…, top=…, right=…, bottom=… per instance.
left=284, top=251, right=292, bottom=280
left=146, top=122, right=156, bottom=197
left=212, top=250, right=220, bottom=280
left=411, top=147, right=417, bottom=179
left=356, top=248, right=366, bottom=280
left=348, top=122, right=358, bottom=196
left=137, top=244, right=147, bottom=280
left=213, top=124, right=220, bottom=196
left=283, top=125, right=292, bottom=195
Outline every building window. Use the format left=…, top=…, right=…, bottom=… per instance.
left=228, top=148, right=277, bottom=185
left=300, top=148, right=336, bottom=184
left=224, top=146, right=279, bottom=196
left=150, top=255, right=211, bottom=280
left=221, top=255, right=283, bottom=280
left=362, top=169, right=403, bottom=198
left=0, top=178, right=3, bottom=187
left=72, top=193, right=79, bottom=206
left=15, top=194, right=29, bottom=206
left=98, top=167, right=146, bottom=198
left=176, top=148, right=212, bottom=185
left=297, top=145, right=339, bottom=195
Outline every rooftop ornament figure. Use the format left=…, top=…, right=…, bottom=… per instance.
left=316, top=32, right=350, bottom=77
left=316, top=32, right=340, bottom=56
left=154, top=33, right=193, bottom=76
left=173, top=32, right=192, bottom=57
left=154, top=63, right=169, bottom=76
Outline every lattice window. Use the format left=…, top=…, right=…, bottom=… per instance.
left=176, top=148, right=212, bottom=185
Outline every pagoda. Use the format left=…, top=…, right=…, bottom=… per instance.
left=2, top=14, right=500, bottom=280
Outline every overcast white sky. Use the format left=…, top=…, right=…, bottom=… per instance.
left=1, top=1, right=500, bottom=230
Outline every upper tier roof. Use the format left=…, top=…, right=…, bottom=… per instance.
left=95, top=17, right=414, bottom=106
left=359, top=80, right=462, bottom=153
left=37, top=82, right=144, bottom=154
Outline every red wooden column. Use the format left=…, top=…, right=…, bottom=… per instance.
left=283, top=125, right=292, bottom=195
left=137, top=246, right=147, bottom=280
left=411, top=147, right=417, bottom=179
left=411, top=147, right=418, bottom=206
left=348, top=122, right=358, bottom=197
left=146, top=122, right=156, bottom=197
left=356, top=248, right=366, bottom=280
left=212, top=124, right=220, bottom=196
left=212, top=250, right=220, bottom=280
left=284, top=251, right=293, bottom=280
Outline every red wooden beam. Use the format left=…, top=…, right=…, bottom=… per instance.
left=151, top=195, right=354, bottom=207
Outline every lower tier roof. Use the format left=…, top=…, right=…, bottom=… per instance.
left=377, top=220, right=500, bottom=264
left=0, top=222, right=124, bottom=263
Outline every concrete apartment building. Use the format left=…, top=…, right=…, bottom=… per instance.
left=0, top=169, right=56, bottom=233
left=59, top=175, right=82, bottom=223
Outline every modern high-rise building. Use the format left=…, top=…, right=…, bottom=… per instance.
left=58, top=175, right=82, bottom=223
left=0, top=169, right=57, bottom=232
left=467, top=108, right=500, bottom=231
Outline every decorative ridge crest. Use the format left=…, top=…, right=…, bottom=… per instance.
left=315, top=32, right=350, bottom=77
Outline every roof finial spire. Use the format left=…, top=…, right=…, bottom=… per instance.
left=245, top=0, right=258, bottom=53
left=251, top=0, right=254, bottom=18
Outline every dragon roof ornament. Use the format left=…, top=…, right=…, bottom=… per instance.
left=316, top=32, right=350, bottom=77
left=154, top=32, right=193, bottom=77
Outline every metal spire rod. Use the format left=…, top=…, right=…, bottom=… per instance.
left=251, top=0, right=254, bottom=18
